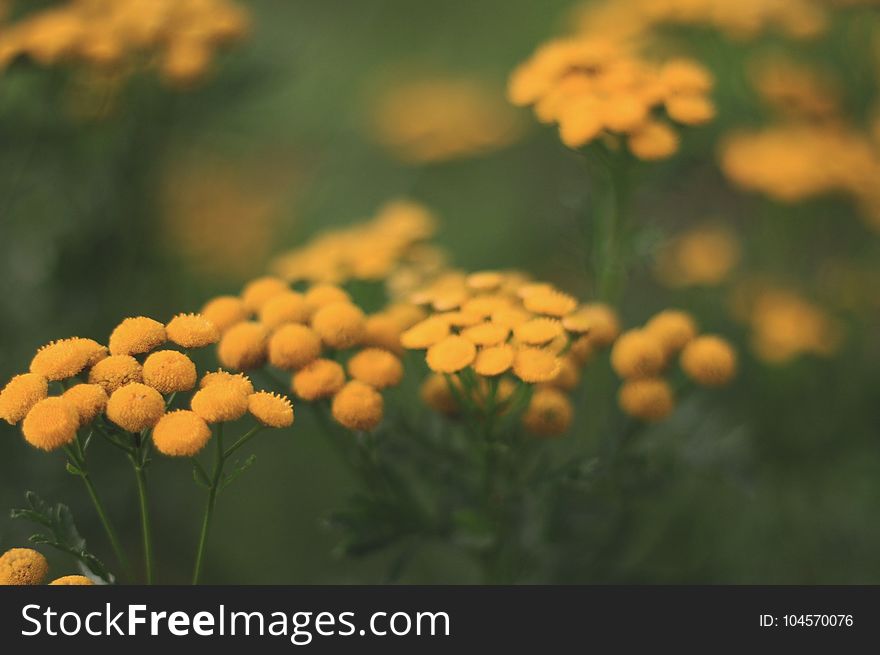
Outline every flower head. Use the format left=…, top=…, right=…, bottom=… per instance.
left=106, top=383, right=165, bottom=432
left=0, top=548, right=49, bottom=585
left=401, top=317, right=451, bottom=349
left=473, top=344, right=515, bottom=377
left=363, top=313, right=405, bottom=355
left=645, top=310, right=697, bottom=357
left=241, top=276, right=289, bottom=312
left=200, top=295, right=248, bottom=333
left=200, top=370, right=255, bottom=395
left=562, top=304, right=620, bottom=345
left=460, top=322, right=510, bottom=347
left=547, top=355, right=582, bottom=391
left=304, top=284, right=352, bottom=310
left=22, top=397, right=79, bottom=451
left=513, top=347, right=561, bottom=383
left=610, top=329, right=665, bottom=378
left=0, top=373, right=48, bottom=425
left=62, top=384, right=108, bottom=427
left=143, top=350, right=197, bottom=394
left=514, top=318, right=564, bottom=345
left=347, top=348, right=404, bottom=389
left=522, top=387, right=573, bottom=437
left=426, top=335, right=477, bottom=374
left=166, top=313, right=220, bottom=348
left=420, top=374, right=459, bottom=415
left=190, top=380, right=249, bottom=423
left=49, top=575, right=94, bottom=585
left=618, top=377, right=674, bottom=422
left=109, top=317, right=166, bottom=356
left=248, top=392, right=295, bottom=428
left=217, top=321, right=269, bottom=370
left=680, top=335, right=737, bottom=386
left=331, top=380, right=384, bottom=431
left=259, top=291, right=310, bottom=329
left=292, top=359, right=346, bottom=401
left=30, top=338, right=105, bottom=381
left=268, top=324, right=322, bottom=370
left=522, top=290, right=577, bottom=317
left=311, top=302, right=366, bottom=350
left=88, top=355, right=143, bottom=394
left=152, top=410, right=212, bottom=456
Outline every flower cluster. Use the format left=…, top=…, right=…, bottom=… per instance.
left=0, top=0, right=249, bottom=86
left=0, top=547, right=93, bottom=586
left=611, top=310, right=737, bottom=422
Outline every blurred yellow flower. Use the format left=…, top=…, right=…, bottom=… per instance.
left=522, top=387, right=573, bottom=437
left=610, top=329, right=666, bottom=378
left=268, top=324, right=323, bottom=371
left=331, top=380, right=384, bottom=431
left=655, top=224, right=741, bottom=288
left=347, top=348, right=404, bottom=389
left=292, top=359, right=346, bottom=401
left=217, top=322, right=269, bottom=371
left=681, top=336, right=738, bottom=386
left=618, top=377, right=675, bottom=422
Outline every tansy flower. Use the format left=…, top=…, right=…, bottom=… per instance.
left=666, top=94, right=716, bottom=125
left=569, top=335, right=594, bottom=366
left=106, top=383, right=165, bottom=433
left=331, top=380, right=384, bottom=431
left=680, top=335, right=737, bottom=386
left=363, top=314, right=405, bottom=355
left=628, top=121, right=679, bottom=160
left=200, top=370, right=255, bottom=395
left=473, top=344, right=515, bottom=377
left=22, top=397, right=79, bottom=451
left=645, top=310, right=698, bottom=357
left=610, top=329, right=666, bottom=378
left=248, top=391, right=294, bottom=428
left=547, top=355, right=581, bottom=391
left=347, top=348, right=404, bottom=389
left=30, top=338, right=103, bottom=381
left=217, top=321, right=269, bottom=370
left=152, top=410, right=212, bottom=456
left=562, top=304, right=620, bottom=345
left=514, top=317, right=564, bottom=345
left=311, top=302, right=366, bottom=349
left=292, top=359, right=346, bottom=401
left=142, top=350, right=197, bottom=394
left=61, top=384, right=108, bottom=427
left=166, top=313, right=220, bottom=349
left=200, top=295, right=249, bottom=333
left=259, top=291, right=310, bottom=329
left=460, top=322, right=510, bottom=347
left=461, top=294, right=513, bottom=317
left=466, top=271, right=505, bottom=291
left=304, top=284, right=351, bottom=310
left=655, top=225, right=741, bottom=288
left=513, top=347, right=561, bottom=383
left=0, top=373, right=48, bottom=425
left=241, top=276, right=289, bottom=312
left=49, top=575, right=94, bottom=585
left=490, top=307, right=532, bottom=328
left=401, top=317, right=451, bottom=349
left=108, top=317, right=166, bottom=356
left=87, top=355, right=143, bottom=394
left=618, top=378, right=674, bottom=422
left=0, top=548, right=49, bottom=586
left=522, top=289, right=577, bottom=317
left=190, top=380, right=249, bottom=423
left=522, top=387, right=573, bottom=437
left=420, top=374, right=459, bottom=415
left=426, top=335, right=477, bottom=373
left=440, top=310, right=492, bottom=328
left=268, top=324, right=322, bottom=370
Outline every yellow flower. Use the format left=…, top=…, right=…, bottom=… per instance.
left=190, top=380, right=250, bottom=423
left=401, top=317, right=451, bottom=349
left=420, top=374, right=459, bottom=415
left=363, top=313, right=405, bottom=355
left=217, top=321, right=269, bottom=370
left=655, top=224, right=741, bottom=288
left=473, top=344, right=515, bottom=377
left=268, top=324, right=322, bottom=370
left=522, top=387, right=573, bottom=437
left=200, top=370, right=255, bottom=396
left=522, top=289, right=577, bottom=317
left=152, top=410, right=212, bottom=457
left=165, top=313, right=220, bottom=349
left=109, top=317, right=166, bottom=356
left=200, top=295, right=249, bottom=333
left=661, top=59, right=713, bottom=95
left=241, top=276, right=289, bottom=312
left=87, top=355, right=143, bottom=394
left=49, top=575, right=94, bottom=585
left=490, top=307, right=532, bottom=328
left=514, top=318, right=564, bottom=345
left=106, top=383, right=165, bottom=433
left=618, top=378, right=674, bottom=422
left=248, top=391, right=295, bottom=428
left=569, top=335, right=594, bottom=366
left=142, top=350, right=197, bottom=394
left=61, top=384, right=108, bottom=427
left=666, top=94, right=715, bottom=125
left=258, top=291, right=310, bottom=329
left=628, top=121, right=679, bottom=160
left=644, top=310, right=698, bottom=357
left=304, top=284, right=351, bottom=310
left=513, top=347, right=561, bottom=383
left=466, top=271, right=505, bottom=291
left=562, top=304, right=620, bottom=345
left=30, top=338, right=105, bottom=381
left=547, top=355, right=581, bottom=391
left=292, top=359, right=346, bottom=401
left=311, top=302, right=366, bottom=349
left=610, top=329, right=665, bottom=378
left=347, top=348, right=404, bottom=389
left=461, top=322, right=511, bottom=347
left=0, top=373, right=48, bottom=425
left=461, top=294, right=512, bottom=317
left=21, top=397, right=79, bottom=451
left=0, top=548, right=49, bottom=585
left=331, top=380, right=384, bottom=431
left=680, top=335, right=737, bottom=386
left=426, top=335, right=477, bottom=373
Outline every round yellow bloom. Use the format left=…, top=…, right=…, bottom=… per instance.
left=420, top=374, right=458, bottom=415
left=241, top=276, right=289, bottom=312
left=106, top=383, right=165, bottom=433
left=0, top=548, right=49, bottom=585
left=49, top=575, right=94, bottom=585
left=522, top=387, right=573, bottom=437
left=628, top=121, right=679, bottom=160
left=347, top=348, right=404, bottom=389
left=217, top=321, right=269, bottom=370
left=152, top=410, right=212, bottom=456
left=200, top=296, right=249, bottom=334
left=522, top=289, right=577, bottom=317
left=466, top=271, right=504, bottom=291
left=666, top=94, right=715, bottom=125
left=547, top=355, right=581, bottom=391
left=248, top=391, right=295, bottom=428
left=513, top=347, right=561, bottom=383
left=461, top=294, right=512, bottom=317
left=142, top=350, right=197, bottom=394
left=108, top=317, right=167, bottom=356
left=292, top=359, right=346, bottom=401
left=363, top=314, right=404, bottom=355
left=645, top=310, right=697, bottom=357
left=611, top=330, right=666, bottom=378
left=190, top=380, right=250, bottom=423
left=562, top=304, right=620, bottom=345
left=268, top=324, right=322, bottom=370
left=30, top=338, right=103, bottom=381
left=681, top=335, right=737, bottom=387
left=490, top=307, right=532, bottom=328
left=618, top=378, right=674, bottom=422
left=401, top=317, right=451, bottom=349
left=426, top=335, right=477, bottom=373
left=461, top=322, right=510, bottom=347
left=331, top=380, right=384, bottom=431
left=569, top=335, right=594, bottom=366
left=166, top=313, right=220, bottom=349
left=311, top=302, right=366, bottom=349
left=200, top=370, right=255, bottom=396
left=661, top=59, right=713, bottom=95
left=514, top=317, right=564, bottom=345
left=0, top=373, right=48, bottom=425
left=304, top=284, right=351, bottom=310
left=259, top=291, right=310, bottom=329
left=61, top=384, right=108, bottom=427
left=516, top=282, right=554, bottom=299
left=87, top=355, right=144, bottom=394
left=473, top=344, right=515, bottom=376
left=21, top=396, right=79, bottom=451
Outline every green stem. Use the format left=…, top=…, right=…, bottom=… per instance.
left=192, top=424, right=224, bottom=585
left=130, top=457, right=154, bottom=584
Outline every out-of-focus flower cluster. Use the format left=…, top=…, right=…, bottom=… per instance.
left=655, top=223, right=742, bottom=288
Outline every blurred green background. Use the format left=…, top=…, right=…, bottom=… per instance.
left=2, top=0, right=879, bottom=584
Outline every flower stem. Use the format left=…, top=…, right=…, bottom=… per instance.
left=130, top=458, right=154, bottom=584
left=192, top=423, right=224, bottom=585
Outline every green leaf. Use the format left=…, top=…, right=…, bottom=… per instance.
left=65, top=462, right=86, bottom=477
left=192, top=463, right=210, bottom=488
left=220, top=454, right=257, bottom=491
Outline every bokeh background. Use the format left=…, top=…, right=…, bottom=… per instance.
left=2, top=0, right=879, bottom=584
